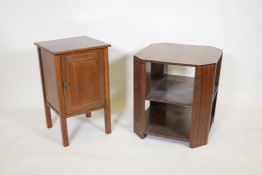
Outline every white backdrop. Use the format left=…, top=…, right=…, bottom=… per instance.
left=1, top=0, right=262, bottom=175
left=1, top=0, right=262, bottom=109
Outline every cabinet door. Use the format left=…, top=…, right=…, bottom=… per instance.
left=62, top=50, right=104, bottom=114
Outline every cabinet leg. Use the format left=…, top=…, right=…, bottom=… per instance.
left=104, top=105, right=111, bottom=134
left=44, top=105, right=52, bottom=128
left=85, top=112, right=91, bottom=118
left=190, top=65, right=216, bottom=148
left=104, top=48, right=112, bottom=134
left=134, top=57, right=146, bottom=138
left=60, top=114, right=69, bottom=147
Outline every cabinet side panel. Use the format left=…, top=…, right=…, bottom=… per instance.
left=40, top=49, right=60, bottom=113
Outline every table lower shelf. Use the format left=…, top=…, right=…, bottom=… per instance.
left=145, top=103, right=192, bottom=141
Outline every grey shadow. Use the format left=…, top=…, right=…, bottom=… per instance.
left=69, top=117, right=88, bottom=141
left=109, top=50, right=128, bottom=130
left=146, top=135, right=190, bottom=147
left=69, top=113, right=109, bottom=141
left=0, top=107, right=62, bottom=145
left=51, top=110, right=59, bottom=124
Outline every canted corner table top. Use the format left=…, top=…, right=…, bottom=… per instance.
left=135, top=43, right=222, bottom=66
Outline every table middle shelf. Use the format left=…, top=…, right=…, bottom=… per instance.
left=146, top=74, right=194, bottom=106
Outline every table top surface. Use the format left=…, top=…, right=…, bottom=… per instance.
left=135, top=43, right=222, bottom=66
left=34, top=36, right=111, bottom=55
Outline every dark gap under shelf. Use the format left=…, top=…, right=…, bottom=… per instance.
left=145, top=103, right=191, bottom=141
left=210, top=112, right=215, bottom=130
left=213, top=86, right=218, bottom=101
left=146, top=74, right=194, bottom=106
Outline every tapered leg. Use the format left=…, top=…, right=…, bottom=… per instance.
left=190, top=65, right=216, bottom=148
left=44, top=105, right=52, bottom=128
left=85, top=112, right=91, bottom=118
left=60, top=114, right=69, bottom=147
left=104, top=48, right=112, bottom=134
left=134, top=57, right=146, bottom=138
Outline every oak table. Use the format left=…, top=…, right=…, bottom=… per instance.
left=134, top=43, right=222, bottom=148
left=35, top=36, right=112, bottom=147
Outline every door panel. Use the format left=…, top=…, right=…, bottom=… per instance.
left=62, top=50, right=104, bottom=114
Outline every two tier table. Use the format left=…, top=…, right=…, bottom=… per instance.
left=134, top=43, right=222, bottom=148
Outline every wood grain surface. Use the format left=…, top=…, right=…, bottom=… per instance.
left=35, top=36, right=111, bottom=55
left=135, top=43, right=222, bottom=66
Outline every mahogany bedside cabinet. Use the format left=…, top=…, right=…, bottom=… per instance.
left=34, top=36, right=112, bottom=147
left=134, top=43, right=222, bottom=148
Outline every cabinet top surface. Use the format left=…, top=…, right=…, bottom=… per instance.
left=34, top=36, right=111, bottom=55
left=135, top=43, right=222, bottom=66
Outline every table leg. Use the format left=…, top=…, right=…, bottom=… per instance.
left=134, top=57, right=146, bottom=138
left=190, top=65, right=216, bottom=148
left=104, top=48, right=112, bottom=134
left=60, top=113, right=69, bottom=147
left=85, top=112, right=91, bottom=118
left=44, top=104, right=52, bottom=128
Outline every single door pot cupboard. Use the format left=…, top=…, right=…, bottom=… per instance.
left=35, top=36, right=112, bottom=147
